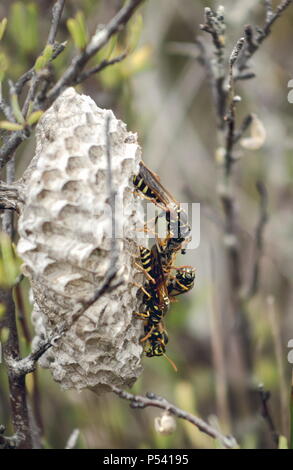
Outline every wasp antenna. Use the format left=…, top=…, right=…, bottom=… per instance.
left=163, top=352, right=178, bottom=372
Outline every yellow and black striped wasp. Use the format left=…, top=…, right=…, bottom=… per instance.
left=133, top=161, right=192, bottom=267
left=167, top=267, right=195, bottom=297
left=143, top=321, right=178, bottom=371
left=134, top=245, right=170, bottom=327
left=133, top=161, right=195, bottom=370
left=134, top=245, right=194, bottom=332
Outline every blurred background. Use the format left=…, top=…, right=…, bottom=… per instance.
left=0, top=0, right=292, bottom=449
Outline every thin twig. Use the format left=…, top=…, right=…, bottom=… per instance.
left=47, top=0, right=65, bottom=45
left=110, top=386, right=238, bottom=449
left=45, top=0, right=145, bottom=106
left=258, top=384, right=279, bottom=447
left=75, top=52, right=127, bottom=84
left=245, top=181, right=268, bottom=299
left=235, top=0, right=292, bottom=78
left=0, top=145, right=34, bottom=448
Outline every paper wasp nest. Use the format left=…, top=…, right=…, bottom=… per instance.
left=17, top=88, right=144, bottom=392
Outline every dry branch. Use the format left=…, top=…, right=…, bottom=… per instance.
left=111, top=386, right=238, bottom=449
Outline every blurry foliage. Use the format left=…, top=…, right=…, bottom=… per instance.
left=67, top=11, right=88, bottom=50
left=0, top=232, right=21, bottom=288
left=9, top=2, right=38, bottom=54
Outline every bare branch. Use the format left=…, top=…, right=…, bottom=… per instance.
left=75, top=52, right=127, bottom=84
left=235, top=0, right=292, bottom=78
left=110, top=386, right=238, bottom=449
left=258, top=384, right=279, bottom=447
left=46, top=0, right=145, bottom=105
left=0, top=287, right=33, bottom=448
left=47, top=0, right=65, bottom=45
left=199, top=7, right=226, bottom=129
left=245, top=181, right=268, bottom=300
left=233, top=114, right=253, bottom=143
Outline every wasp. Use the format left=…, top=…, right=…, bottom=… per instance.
left=133, top=245, right=170, bottom=327
left=133, top=161, right=191, bottom=260
left=134, top=247, right=194, bottom=341
left=143, top=321, right=178, bottom=371
left=167, top=267, right=195, bottom=297
left=143, top=322, right=169, bottom=357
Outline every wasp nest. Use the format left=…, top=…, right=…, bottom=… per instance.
left=16, top=87, right=145, bottom=392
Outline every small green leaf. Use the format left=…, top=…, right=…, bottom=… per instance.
left=43, top=44, right=54, bottom=62
left=0, top=120, right=23, bottom=131
left=0, top=327, right=10, bottom=344
left=0, top=303, right=5, bottom=318
left=11, top=93, right=25, bottom=124
left=26, top=110, right=43, bottom=126
left=34, top=44, right=54, bottom=72
left=0, top=18, right=7, bottom=41
left=278, top=435, right=288, bottom=449
left=67, top=11, right=88, bottom=50
left=9, top=2, right=38, bottom=54
left=0, top=233, right=21, bottom=287
left=75, top=11, right=88, bottom=48
left=0, top=52, right=8, bottom=83
left=126, top=13, right=143, bottom=51
left=34, top=55, right=46, bottom=72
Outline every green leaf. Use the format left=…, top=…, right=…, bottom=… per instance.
left=67, top=11, right=88, bottom=50
left=26, top=110, right=43, bottom=126
left=75, top=11, right=88, bottom=48
left=34, top=55, right=47, bottom=72
left=11, top=93, right=25, bottom=124
left=126, top=13, right=143, bottom=51
left=34, top=44, right=54, bottom=72
left=0, top=233, right=21, bottom=287
left=0, top=303, right=5, bottom=319
left=43, top=44, right=54, bottom=62
left=278, top=435, right=288, bottom=449
left=9, top=2, right=38, bottom=54
left=0, top=120, right=23, bottom=131
left=0, top=327, right=10, bottom=344
left=0, top=17, right=7, bottom=41
left=0, top=52, right=8, bottom=83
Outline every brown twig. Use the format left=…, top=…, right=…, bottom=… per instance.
left=45, top=0, right=145, bottom=105
left=75, top=52, right=127, bottom=84
left=47, top=0, right=65, bottom=46
left=245, top=181, right=268, bottom=300
left=258, top=384, right=279, bottom=447
left=110, top=386, right=238, bottom=449
left=235, top=0, right=292, bottom=79
left=1, top=288, right=33, bottom=448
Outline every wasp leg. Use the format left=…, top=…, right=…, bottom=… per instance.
left=133, top=311, right=150, bottom=320
left=136, top=225, right=158, bottom=237
left=134, top=190, right=169, bottom=213
left=140, top=325, right=154, bottom=343
left=131, top=281, right=152, bottom=299
left=134, top=262, right=156, bottom=284
left=169, top=265, right=194, bottom=271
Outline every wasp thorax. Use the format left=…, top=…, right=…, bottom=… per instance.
left=17, top=88, right=145, bottom=393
